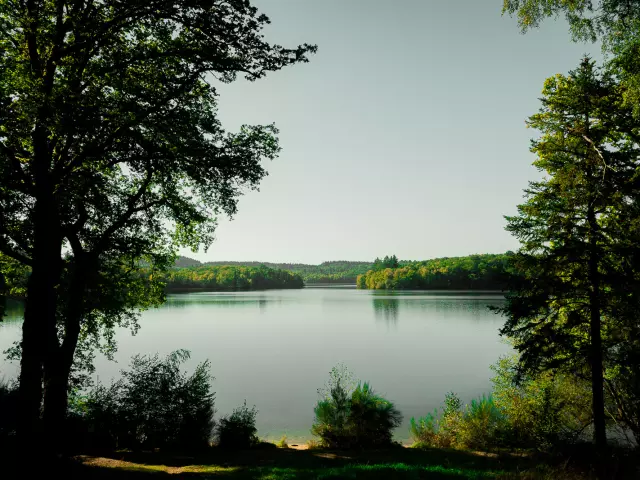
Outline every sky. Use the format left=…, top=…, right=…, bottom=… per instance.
left=180, top=0, right=601, bottom=264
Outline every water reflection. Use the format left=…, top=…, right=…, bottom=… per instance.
left=1, top=299, right=24, bottom=322
left=165, top=294, right=279, bottom=310
left=369, top=291, right=505, bottom=326
left=0, top=289, right=510, bottom=443
left=373, top=298, right=399, bottom=326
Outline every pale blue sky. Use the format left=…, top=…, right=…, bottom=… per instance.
left=182, top=0, right=600, bottom=264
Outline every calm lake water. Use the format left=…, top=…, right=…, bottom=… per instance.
left=0, top=287, right=510, bottom=442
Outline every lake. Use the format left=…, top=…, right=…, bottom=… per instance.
left=0, top=287, right=511, bottom=443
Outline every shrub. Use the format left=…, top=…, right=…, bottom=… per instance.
left=410, top=411, right=438, bottom=447
left=456, top=394, right=505, bottom=450
left=276, top=435, right=288, bottom=448
left=312, top=365, right=402, bottom=449
left=306, top=438, right=320, bottom=450
left=215, top=401, right=258, bottom=449
left=491, top=356, right=592, bottom=450
left=411, top=357, right=595, bottom=453
left=410, top=392, right=462, bottom=448
left=80, top=350, right=215, bottom=451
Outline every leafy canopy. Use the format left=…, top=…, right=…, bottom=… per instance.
left=0, top=0, right=316, bottom=383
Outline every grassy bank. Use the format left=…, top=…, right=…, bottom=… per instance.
left=16, top=445, right=598, bottom=480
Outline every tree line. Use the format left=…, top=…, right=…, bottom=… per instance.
left=357, top=253, right=511, bottom=290
left=161, top=265, right=304, bottom=291
left=173, top=257, right=373, bottom=284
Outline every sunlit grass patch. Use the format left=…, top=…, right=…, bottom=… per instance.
left=78, top=456, right=240, bottom=475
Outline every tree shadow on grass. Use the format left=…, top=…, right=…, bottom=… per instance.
left=62, top=445, right=539, bottom=479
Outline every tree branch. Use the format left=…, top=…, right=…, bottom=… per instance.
left=0, top=141, right=32, bottom=189
left=0, top=237, right=32, bottom=266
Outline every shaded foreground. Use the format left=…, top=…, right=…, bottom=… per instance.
left=9, top=444, right=638, bottom=480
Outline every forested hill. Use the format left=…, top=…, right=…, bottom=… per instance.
left=173, top=254, right=512, bottom=288
left=356, top=253, right=511, bottom=290
left=174, top=257, right=372, bottom=284
left=163, top=265, right=304, bottom=292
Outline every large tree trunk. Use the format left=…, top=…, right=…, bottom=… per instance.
left=18, top=122, right=62, bottom=448
left=587, top=205, right=607, bottom=452
left=18, top=211, right=61, bottom=447
left=42, top=353, right=74, bottom=446
left=42, top=259, right=86, bottom=448
left=18, top=287, right=45, bottom=444
left=42, top=318, right=81, bottom=445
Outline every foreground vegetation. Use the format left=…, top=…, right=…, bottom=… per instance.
left=3, top=355, right=638, bottom=479
left=12, top=446, right=601, bottom=480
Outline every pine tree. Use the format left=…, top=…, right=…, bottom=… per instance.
left=500, top=59, right=640, bottom=450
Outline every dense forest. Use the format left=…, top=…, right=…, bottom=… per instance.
left=356, top=253, right=511, bottom=290
left=175, top=257, right=372, bottom=284
left=161, top=265, right=304, bottom=291
left=172, top=254, right=510, bottom=289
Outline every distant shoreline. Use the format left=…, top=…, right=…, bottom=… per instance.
left=165, top=285, right=303, bottom=293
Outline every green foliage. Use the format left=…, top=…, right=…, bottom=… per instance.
left=275, top=435, right=288, bottom=448
left=410, top=393, right=505, bottom=451
left=410, top=392, right=463, bottom=448
left=456, top=395, right=505, bottom=451
left=604, top=350, right=640, bottom=443
left=504, top=0, right=640, bottom=115
left=162, top=265, right=304, bottom=291
left=199, top=260, right=374, bottom=284
left=373, top=255, right=400, bottom=271
left=0, top=0, right=316, bottom=439
left=215, top=401, right=259, bottom=449
left=498, top=59, right=640, bottom=447
left=78, top=350, right=214, bottom=451
left=491, top=356, right=593, bottom=449
left=312, top=365, right=402, bottom=449
left=411, top=368, right=593, bottom=453
left=358, top=253, right=511, bottom=290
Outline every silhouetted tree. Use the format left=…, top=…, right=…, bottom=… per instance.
left=0, top=0, right=315, bottom=447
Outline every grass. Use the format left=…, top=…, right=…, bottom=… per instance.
left=3, top=444, right=603, bottom=480
left=76, top=457, right=504, bottom=479
left=7, top=439, right=636, bottom=479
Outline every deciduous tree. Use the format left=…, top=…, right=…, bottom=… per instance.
left=0, top=0, right=315, bottom=446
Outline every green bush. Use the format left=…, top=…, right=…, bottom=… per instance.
left=312, top=365, right=402, bottom=449
left=410, top=392, right=462, bottom=448
left=456, top=394, right=505, bottom=450
left=78, top=350, right=215, bottom=451
left=412, top=357, right=593, bottom=452
left=215, top=401, right=259, bottom=449
left=411, top=393, right=505, bottom=451
left=490, top=356, right=592, bottom=449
